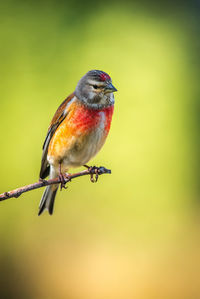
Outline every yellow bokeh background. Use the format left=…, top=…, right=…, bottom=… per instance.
left=0, top=1, right=199, bottom=298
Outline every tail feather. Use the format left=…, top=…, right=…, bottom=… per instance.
left=38, top=185, right=58, bottom=216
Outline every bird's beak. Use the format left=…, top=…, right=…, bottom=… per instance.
left=104, top=82, right=117, bottom=93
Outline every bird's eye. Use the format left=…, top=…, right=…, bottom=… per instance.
left=93, top=85, right=98, bottom=89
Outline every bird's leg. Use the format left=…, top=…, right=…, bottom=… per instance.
left=59, top=163, right=67, bottom=191
left=83, top=165, right=99, bottom=183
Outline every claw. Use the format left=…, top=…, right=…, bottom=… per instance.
left=88, top=166, right=100, bottom=183
left=90, top=173, right=95, bottom=183
left=59, top=173, right=72, bottom=190
left=64, top=173, right=71, bottom=182
left=59, top=163, right=71, bottom=191
left=59, top=173, right=67, bottom=191
left=95, top=169, right=99, bottom=182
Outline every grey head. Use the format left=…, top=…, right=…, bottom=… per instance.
left=75, top=70, right=117, bottom=109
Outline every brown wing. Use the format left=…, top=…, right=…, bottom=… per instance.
left=40, top=93, right=75, bottom=179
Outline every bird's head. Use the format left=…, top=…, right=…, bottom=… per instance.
left=75, top=70, right=117, bottom=109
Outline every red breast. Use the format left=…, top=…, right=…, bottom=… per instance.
left=72, top=102, right=114, bottom=134
left=47, top=98, right=114, bottom=159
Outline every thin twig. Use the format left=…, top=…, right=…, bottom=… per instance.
left=0, top=166, right=111, bottom=202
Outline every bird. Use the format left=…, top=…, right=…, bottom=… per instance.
left=38, top=70, right=117, bottom=215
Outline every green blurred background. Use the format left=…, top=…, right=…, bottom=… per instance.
left=0, top=0, right=200, bottom=298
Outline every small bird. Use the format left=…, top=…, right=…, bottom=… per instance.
left=38, top=70, right=117, bottom=215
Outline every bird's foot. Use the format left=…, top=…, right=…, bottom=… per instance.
left=85, top=165, right=100, bottom=183
left=84, top=165, right=112, bottom=183
left=59, top=173, right=71, bottom=191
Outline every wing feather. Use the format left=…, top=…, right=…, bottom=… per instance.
left=40, top=93, right=75, bottom=179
